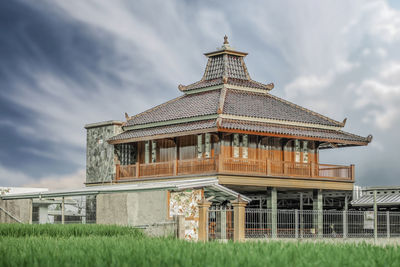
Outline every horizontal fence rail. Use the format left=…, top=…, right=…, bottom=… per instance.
left=116, top=157, right=353, bottom=181
left=244, top=209, right=400, bottom=239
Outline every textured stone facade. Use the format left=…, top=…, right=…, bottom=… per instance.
left=85, top=121, right=123, bottom=183
left=0, top=199, right=32, bottom=223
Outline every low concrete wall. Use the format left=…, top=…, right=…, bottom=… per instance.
left=96, top=190, right=174, bottom=236
left=0, top=199, right=32, bottom=223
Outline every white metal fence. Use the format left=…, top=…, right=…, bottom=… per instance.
left=245, top=209, right=400, bottom=239
left=208, top=207, right=234, bottom=240
left=32, top=196, right=96, bottom=224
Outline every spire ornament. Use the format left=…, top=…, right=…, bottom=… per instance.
left=223, top=35, right=229, bottom=45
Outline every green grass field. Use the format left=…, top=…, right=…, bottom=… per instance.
left=0, top=224, right=399, bottom=267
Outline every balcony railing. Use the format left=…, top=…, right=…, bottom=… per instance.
left=116, top=157, right=354, bottom=181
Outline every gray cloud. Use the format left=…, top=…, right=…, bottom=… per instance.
left=0, top=0, right=399, bottom=187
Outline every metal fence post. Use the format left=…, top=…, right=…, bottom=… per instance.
left=373, top=190, right=378, bottom=243
left=387, top=211, right=390, bottom=239
left=295, top=209, right=299, bottom=239
left=343, top=210, right=347, bottom=239
left=300, top=193, right=303, bottom=238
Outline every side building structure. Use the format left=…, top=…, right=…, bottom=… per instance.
left=85, top=36, right=372, bottom=219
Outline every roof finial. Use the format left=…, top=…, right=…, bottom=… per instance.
left=223, top=35, right=229, bottom=45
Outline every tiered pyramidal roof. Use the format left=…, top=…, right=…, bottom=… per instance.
left=179, top=35, right=274, bottom=92
left=110, top=36, right=371, bottom=148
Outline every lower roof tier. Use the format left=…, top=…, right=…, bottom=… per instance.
left=108, top=118, right=371, bottom=148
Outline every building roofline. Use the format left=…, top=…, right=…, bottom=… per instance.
left=84, top=120, right=123, bottom=129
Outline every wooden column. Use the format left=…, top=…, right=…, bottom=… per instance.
left=115, top=164, right=120, bottom=180
left=174, top=138, right=179, bottom=176
left=350, top=164, right=355, bottom=180
left=135, top=162, right=140, bottom=178
left=232, top=196, right=247, bottom=242
left=136, top=145, right=141, bottom=178
left=198, top=198, right=211, bottom=242
left=310, top=162, right=315, bottom=177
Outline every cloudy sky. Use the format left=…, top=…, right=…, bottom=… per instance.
left=1, top=0, right=400, bottom=189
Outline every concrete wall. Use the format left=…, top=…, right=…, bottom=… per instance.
left=85, top=121, right=123, bottom=183
left=0, top=199, right=32, bottom=223
left=96, top=190, right=174, bottom=236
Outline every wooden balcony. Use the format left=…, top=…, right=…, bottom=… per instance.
left=115, top=157, right=354, bottom=182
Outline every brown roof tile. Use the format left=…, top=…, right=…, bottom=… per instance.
left=223, top=89, right=342, bottom=127
left=110, top=120, right=217, bottom=141
left=125, top=90, right=220, bottom=126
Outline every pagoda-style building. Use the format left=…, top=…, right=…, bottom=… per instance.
left=85, top=36, right=371, bottom=210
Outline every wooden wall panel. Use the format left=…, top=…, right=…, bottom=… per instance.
left=131, top=135, right=319, bottom=164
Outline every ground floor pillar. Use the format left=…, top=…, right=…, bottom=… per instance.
left=313, top=189, right=323, bottom=238
left=232, top=197, right=247, bottom=242
left=267, top=188, right=277, bottom=238
left=198, top=198, right=211, bottom=242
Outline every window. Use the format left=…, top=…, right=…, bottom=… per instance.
left=205, top=133, right=211, bottom=158
left=294, top=140, right=301, bottom=163
left=233, top=133, right=240, bottom=158
left=302, top=141, right=308, bottom=163
left=242, top=134, right=248, bottom=159
left=151, top=140, right=157, bottom=163
left=197, top=134, right=203, bottom=159
left=119, top=144, right=135, bottom=165
left=145, top=141, right=150, bottom=164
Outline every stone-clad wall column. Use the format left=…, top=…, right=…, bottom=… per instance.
left=85, top=121, right=123, bottom=184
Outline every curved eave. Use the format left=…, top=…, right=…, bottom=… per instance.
left=217, top=124, right=370, bottom=147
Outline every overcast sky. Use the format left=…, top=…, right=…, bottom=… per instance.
left=1, top=0, right=400, bottom=189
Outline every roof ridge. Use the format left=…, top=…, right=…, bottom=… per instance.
left=240, top=57, right=251, bottom=80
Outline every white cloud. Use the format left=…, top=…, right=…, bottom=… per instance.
left=355, top=79, right=400, bottom=129
left=366, top=1, right=400, bottom=43
left=24, top=169, right=85, bottom=190
left=2, top=0, right=400, bottom=187
left=284, top=74, right=333, bottom=98
left=0, top=164, right=84, bottom=190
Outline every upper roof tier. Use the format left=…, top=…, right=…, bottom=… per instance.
left=179, top=35, right=274, bottom=92
left=109, top=36, right=371, bottom=147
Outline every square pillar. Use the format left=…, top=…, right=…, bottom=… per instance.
left=267, top=188, right=277, bottom=238
left=313, top=189, right=323, bottom=238
left=198, top=198, right=211, bottom=242
left=221, top=208, right=227, bottom=240
left=38, top=205, right=49, bottom=224
left=61, top=197, right=65, bottom=225
left=232, top=197, right=248, bottom=242
left=343, top=196, right=348, bottom=239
